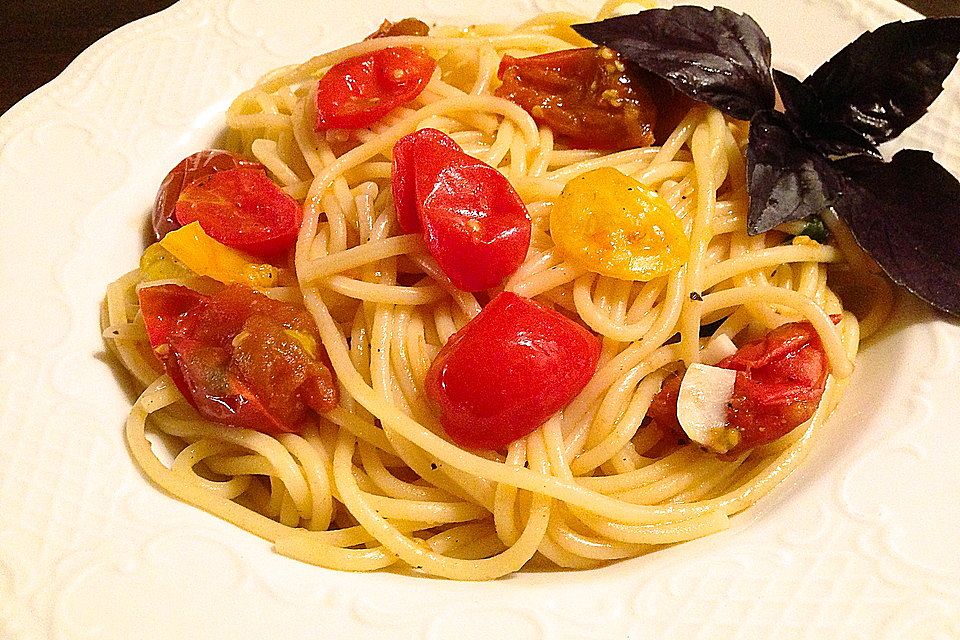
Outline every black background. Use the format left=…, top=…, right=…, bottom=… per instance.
left=0, top=0, right=956, bottom=114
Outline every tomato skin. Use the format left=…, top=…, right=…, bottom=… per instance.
left=648, top=321, right=832, bottom=454
left=138, top=283, right=338, bottom=434
left=137, top=284, right=208, bottom=348
left=174, top=168, right=302, bottom=260
left=153, top=150, right=260, bottom=241
left=162, top=336, right=291, bottom=433
left=718, top=321, right=829, bottom=452
left=495, top=48, right=657, bottom=150
left=315, top=47, right=436, bottom=130
left=366, top=18, right=430, bottom=39
left=425, top=292, right=601, bottom=450
left=391, top=128, right=460, bottom=233
left=646, top=369, right=683, bottom=436
left=415, top=149, right=531, bottom=292
left=392, top=128, right=531, bottom=291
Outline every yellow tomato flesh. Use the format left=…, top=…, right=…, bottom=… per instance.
left=159, top=222, right=279, bottom=288
left=551, top=167, right=689, bottom=281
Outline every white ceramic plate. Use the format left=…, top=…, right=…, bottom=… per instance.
left=2, top=0, right=959, bottom=638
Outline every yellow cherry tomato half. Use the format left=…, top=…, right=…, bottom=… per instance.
left=551, top=167, right=690, bottom=281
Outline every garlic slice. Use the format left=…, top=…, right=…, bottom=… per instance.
left=700, top=334, right=738, bottom=365
left=677, top=363, right=739, bottom=453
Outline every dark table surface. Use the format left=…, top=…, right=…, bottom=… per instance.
left=0, top=0, right=956, bottom=115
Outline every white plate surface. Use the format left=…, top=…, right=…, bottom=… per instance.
left=1, top=0, right=959, bottom=638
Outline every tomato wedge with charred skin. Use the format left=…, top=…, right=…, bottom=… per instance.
left=174, top=168, right=302, bottom=260
left=425, top=292, right=601, bottom=450
left=495, top=47, right=658, bottom=150
left=648, top=319, right=836, bottom=454
left=153, top=150, right=261, bottom=240
left=392, top=128, right=531, bottom=291
left=315, top=47, right=436, bottom=131
left=137, top=284, right=338, bottom=434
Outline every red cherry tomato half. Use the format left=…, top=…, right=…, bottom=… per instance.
left=153, top=150, right=260, bottom=241
left=174, top=168, right=303, bottom=260
left=391, top=127, right=460, bottom=233
left=392, top=128, right=531, bottom=291
left=138, top=283, right=338, bottom=434
left=425, top=292, right=601, bottom=450
left=315, top=47, right=436, bottom=130
left=649, top=319, right=835, bottom=454
left=494, top=48, right=658, bottom=150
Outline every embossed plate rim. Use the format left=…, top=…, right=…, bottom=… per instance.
left=2, top=1, right=960, bottom=639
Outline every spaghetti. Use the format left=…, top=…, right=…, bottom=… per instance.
left=103, top=6, right=891, bottom=580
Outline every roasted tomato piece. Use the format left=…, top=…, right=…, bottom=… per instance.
left=153, top=150, right=261, bottom=240
left=231, top=313, right=338, bottom=420
left=158, top=222, right=280, bottom=289
left=719, top=321, right=830, bottom=451
left=392, top=128, right=531, bottom=291
left=647, top=369, right=683, bottom=435
left=137, top=284, right=207, bottom=348
left=162, top=336, right=290, bottom=432
left=174, top=168, right=302, bottom=260
left=315, top=47, right=436, bottom=130
left=366, top=17, right=430, bottom=39
left=495, top=47, right=657, bottom=150
left=425, top=292, right=601, bottom=450
left=139, top=283, right=338, bottom=434
left=649, top=320, right=833, bottom=454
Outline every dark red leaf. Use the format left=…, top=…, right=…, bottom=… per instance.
left=746, top=110, right=844, bottom=234
left=773, top=70, right=881, bottom=159
left=799, top=17, right=960, bottom=148
left=834, top=150, right=960, bottom=316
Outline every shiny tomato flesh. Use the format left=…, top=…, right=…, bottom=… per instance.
left=495, top=47, right=658, bottom=150
left=137, top=284, right=337, bottom=434
left=648, top=320, right=834, bottom=454
left=153, top=150, right=260, bottom=240
left=174, top=168, right=302, bottom=260
left=391, top=128, right=531, bottom=291
left=315, top=47, right=436, bottom=130
left=551, top=167, right=690, bottom=281
left=425, top=292, right=601, bottom=450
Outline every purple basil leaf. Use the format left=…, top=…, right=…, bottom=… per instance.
left=746, top=109, right=844, bottom=235
left=773, top=70, right=881, bottom=158
left=772, top=70, right=817, bottom=124
left=834, top=150, right=960, bottom=316
left=573, top=6, right=774, bottom=120
left=802, top=17, right=960, bottom=147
